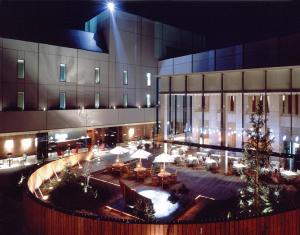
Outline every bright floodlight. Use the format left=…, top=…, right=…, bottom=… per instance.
left=107, top=2, right=115, bottom=12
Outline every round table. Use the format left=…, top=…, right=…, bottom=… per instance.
left=205, top=159, right=217, bottom=168
left=158, top=171, right=171, bottom=178
left=112, top=162, right=125, bottom=168
left=186, top=156, right=199, bottom=165
left=158, top=171, right=171, bottom=187
left=134, top=167, right=146, bottom=172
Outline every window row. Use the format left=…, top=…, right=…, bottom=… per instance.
left=15, top=92, right=152, bottom=110
left=16, top=60, right=152, bottom=86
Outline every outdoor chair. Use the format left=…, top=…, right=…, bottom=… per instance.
left=162, top=177, right=170, bottom=188
left=210, top=164, right=220, bottom=174
left=169, top=173, right=178, bottom=184
left=136, top=171, right=146, bottom=181
left=151, top=176, right=160, bottom=186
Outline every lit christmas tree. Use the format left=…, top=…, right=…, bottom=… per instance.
left=239, top=101, right=280, bottom=214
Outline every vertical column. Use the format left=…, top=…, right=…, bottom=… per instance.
left=190, top=96, right=193, bottom=131
left=184, top=75, right=188, bottom=141
left=289, top=68, right=294, bottom=170
left=221, top=73, right=225, bottom=146
left=264, top=70, right=268, bottom=132
left=156, top=77, right=159, bottom=135
left=168, top=76, right=172, bottom=135
left=201, top=74, right=205, bottom=144
left=174, top=95, right=177, bottom=134
left=242, top=71, right=245, bottom=147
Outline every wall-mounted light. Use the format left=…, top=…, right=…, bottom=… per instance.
left=4, top=139, right=14, bottom=152
left=283, top=135, right=287, bottom=141
left=21, top=138, right=32, bottom=151
left=128, top=128, right=135, bottom=138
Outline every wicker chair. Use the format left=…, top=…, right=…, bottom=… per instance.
left=151, top=175, right=160, bottom=186
left=162, top=177, right=170, bottom=189
left=136, top=171, right=146, bottom=181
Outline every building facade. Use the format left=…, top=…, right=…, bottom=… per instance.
left=0, top=9, right=205, bottom=158
left=158, top=35, right=300, bottom=156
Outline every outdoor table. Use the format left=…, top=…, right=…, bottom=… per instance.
left=134, top=166, right=146, bottom=172
left=158, top=171, right=171, bottom=186
left=233, top=163, right=247, bottom=169
left=281, top=170, right=298, bottom=179
left=112, top=162, right=125, bottom=168
left=205, top=158, right=217, bottom=168
left=186, top=156, right=199, bottom=165
left=158, top=171, right=171, bottom=178
left=196, top=152, right=208, bottom=156
left=211, top=154, right=221, bottom=158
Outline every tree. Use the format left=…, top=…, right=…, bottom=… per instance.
left=239, top=101, right=280, bottom=214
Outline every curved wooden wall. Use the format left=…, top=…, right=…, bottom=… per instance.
left=24, top=154, right=300, bottom=235
left=27, top=152, right=92, bottom=194
left=23, top=191, right=300, bottom=235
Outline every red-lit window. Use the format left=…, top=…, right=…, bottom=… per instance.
left=229, top=96, right=235, bottom=112
left=288, top=95, right=292, bottom=114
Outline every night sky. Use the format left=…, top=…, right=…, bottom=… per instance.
left=1, top=1, right=300, bottom=51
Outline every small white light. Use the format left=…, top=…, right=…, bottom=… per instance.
left=296, top=136, right=299, bottom=142
left=107, top=2, right=115, bottom=12
left=113, top=106, right=116, bottom=110
left=43, top=107, right=46, bottom=111
left=283, top=135, right=287, bottom=141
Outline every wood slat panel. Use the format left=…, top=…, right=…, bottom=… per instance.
left=23, top=191, right=300, bottom=235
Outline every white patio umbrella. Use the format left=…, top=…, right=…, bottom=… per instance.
left=110, top=146, right=129, bottom=162
left=153, top=153, right=175, bottom=170
left=130, top=149, right=151, bottom=166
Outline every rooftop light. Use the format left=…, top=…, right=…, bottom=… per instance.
left=107, top=2, right=115, bottom=12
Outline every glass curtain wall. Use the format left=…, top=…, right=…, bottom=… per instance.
left=159, top=67, right=300, bottom=160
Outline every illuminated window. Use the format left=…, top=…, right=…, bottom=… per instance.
left=59, top=92, right=66, bottom=109
left=95, top=92, right=100, bottom=108
left=17, top=59, right=25, bottom=79
left=17, top=91, right=24, bottom=110
left=59, top=64, right=66, bottom=82
left=124, top=94, right=128, bottom=107
left=146, top=94, right=151, bottom=107
left=95, top=67, right=100, bottom=84
left=146, top=73, right=151, bottom=86
left=123, top=70, right=128, bottom=85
